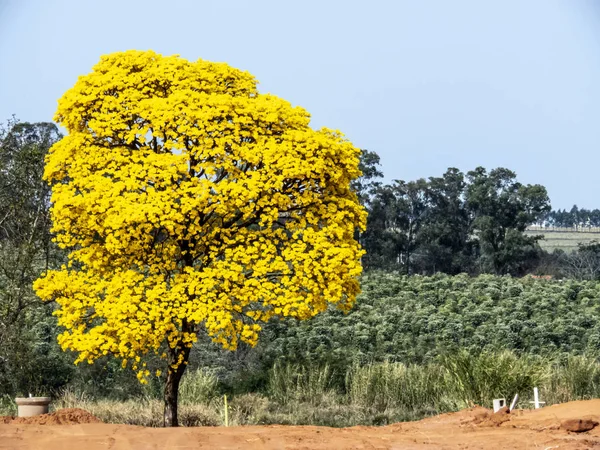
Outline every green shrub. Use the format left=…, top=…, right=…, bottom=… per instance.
left=0, top=395, right=16, bottom=416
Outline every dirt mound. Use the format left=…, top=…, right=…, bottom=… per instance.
left=7, top=408, right=101, bottom=425
left=561, top=418, right=599, bottom=433
left=472, top=405, right=513, bottom=427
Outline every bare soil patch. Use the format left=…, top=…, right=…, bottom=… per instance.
left=2, top=400, right=600, bottom=449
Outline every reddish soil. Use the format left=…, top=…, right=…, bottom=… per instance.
left=2, top=400, right=600, bottom=449
left=4, top=407, right=101, bottom=425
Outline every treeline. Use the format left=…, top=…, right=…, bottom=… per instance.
left=355, top=150, right=600, bottom=278
left=0, top=119, right=69, bottom=397
left=536, top=206, right=600, bottom=230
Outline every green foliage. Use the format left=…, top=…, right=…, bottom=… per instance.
left=362, top=164, right=550, bottom=275
left=0, top=119, right=70, bottom=397
left=352, top=149, right=383, bottom=206
left=441, top=350, right=547, bottom=407
left=261, top=273, right=600, bottom=369
left=346, top=362, right=454, bottom=413
left=0, top=394, right=16, bottom=416
left=466, top=167, right=550, bottom=275
left=268, top=362, right=335, bottom=405
left=543, top=355, right=600, bottom=404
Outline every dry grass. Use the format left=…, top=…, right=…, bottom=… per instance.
left=19, top=352, right=600, bottom=428
left=53, top=388, right=220, bottom=426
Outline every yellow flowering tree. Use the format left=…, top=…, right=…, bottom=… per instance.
left=34, top=50, right=366, bottom=426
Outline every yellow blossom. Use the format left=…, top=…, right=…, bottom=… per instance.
left=34, top=50, right=366, bottom=383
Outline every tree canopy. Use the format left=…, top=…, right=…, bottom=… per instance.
left=361, top=163, right=550, bottom=275
left=33, top=50, right=366, bottom=425
left=0, top=119, right=68, bottom=395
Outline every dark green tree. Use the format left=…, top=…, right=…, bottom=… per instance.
left=352, top=149, right=384, bottom=206
left=0, top=119, right=70, bottom=395
left=362, top=178, right=429, bottom=273
left=465, top=167, right=550, bottom=275
left=393, top=179, right=429, bottom=274
left=417, top=168, right=474, bottom=274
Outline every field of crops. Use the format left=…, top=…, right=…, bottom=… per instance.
left=525, top=228, right=600, bottom=252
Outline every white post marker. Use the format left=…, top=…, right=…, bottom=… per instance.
left=509, top=394, right=519, bottom=412
left=492, top=398, right=506, bottom=413
left=529, top=387, right=545, bottom=409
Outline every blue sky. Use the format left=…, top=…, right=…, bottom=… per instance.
left=1, top=0, right=599, bottom=209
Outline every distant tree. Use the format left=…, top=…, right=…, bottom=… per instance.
left=591, top=210, right=600, bottom=228
left=361, top=184, right=405, bottom=270
left=0, top=119, right=69, bottom=395
left=465, top=167, right=550, bottom=275
left=352, top=149, right=383, bottom=206
left=562, top=240, right=600, bottom=280
left=393, top=179, right=429, bottom=274
left=34, top=51, right=366, bottom=426
left=352, top=149, right=384, bottom=265
left=417, top=168, right=474, bottom=274
left=570, top=205, right=581, bottom=230
left=361, top=166, right=550, bottom=275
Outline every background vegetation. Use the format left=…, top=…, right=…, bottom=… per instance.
left=2, top=118, right=600, bottom=427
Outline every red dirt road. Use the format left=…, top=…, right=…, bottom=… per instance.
left=2, top=400, right=600, bottom=449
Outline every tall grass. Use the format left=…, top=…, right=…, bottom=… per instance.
left=34, top=351, right=600, bottom=427
left=543, top=355, right=600, bottom=404
left=54, top=386, right=220, bottom=426
left=268, top=362, right=335, bottom=405
left=441, top=350, right=548, bottom=407
left=346, top=361, right=454, bottom=412
left=179, top=368, right=219, bottom=405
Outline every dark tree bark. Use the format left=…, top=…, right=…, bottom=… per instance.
left=163, top=340, right=192, bottom=427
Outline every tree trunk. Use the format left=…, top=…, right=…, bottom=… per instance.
left=163, top=344, right=191, bottom=427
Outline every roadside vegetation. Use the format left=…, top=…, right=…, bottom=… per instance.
left=3, top=117, right=600, bottom=427
left=3, top=351, right=600, bottom=427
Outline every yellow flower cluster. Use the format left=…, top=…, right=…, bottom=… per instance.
left=34, top=50, right=366, bottom=383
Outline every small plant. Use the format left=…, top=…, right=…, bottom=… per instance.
left=0, top=395, right=17, bottom=416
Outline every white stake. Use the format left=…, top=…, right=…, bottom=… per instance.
left=509, top=394, right=519, bottom=411
left=529, top=387, right=545, bottom=409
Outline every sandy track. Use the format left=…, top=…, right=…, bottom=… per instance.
left=2, top=400, right=600, bottom=449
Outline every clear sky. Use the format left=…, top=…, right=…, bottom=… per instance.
left=1, top=0, right=599, bottom=209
